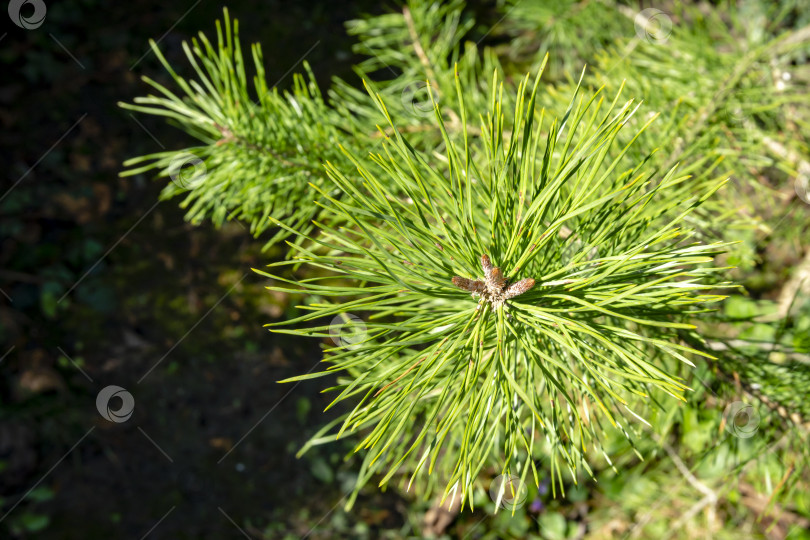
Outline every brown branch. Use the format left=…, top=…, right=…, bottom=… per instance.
left=403, top=7, right=438, bottom=86
left=760, top=465, right=795, bottom=523
left=374, top=356, right=426, bottom=397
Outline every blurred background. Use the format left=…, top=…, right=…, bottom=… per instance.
left=1, top=0, right=809, bottom=539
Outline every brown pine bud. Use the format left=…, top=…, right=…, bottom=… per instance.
left=504, top=278, right=536, bottom=299
left=452, top=276, right=485, bottom=294
left=481, top=254, right=493, bottom=276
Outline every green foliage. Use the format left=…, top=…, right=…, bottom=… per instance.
left=119, top=11, right=367, bottom=246
left=336, top=0, right=497, bottom=127
left=496, top=0, right=634, bottom=82
left=500, top=0, right=810, bottom=249
left=122, top=0, right=810, bottom=531
left=261, top=64, right=731, bottom=506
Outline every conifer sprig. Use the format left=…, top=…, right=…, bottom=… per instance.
left=119, top=10, right=373, bottom=247
left=261, top=64, right=730, bottom=506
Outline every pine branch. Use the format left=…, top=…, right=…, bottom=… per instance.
left=264, top=66, right=731, bottom=507
left=119, top=9, right=381, bottom=247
